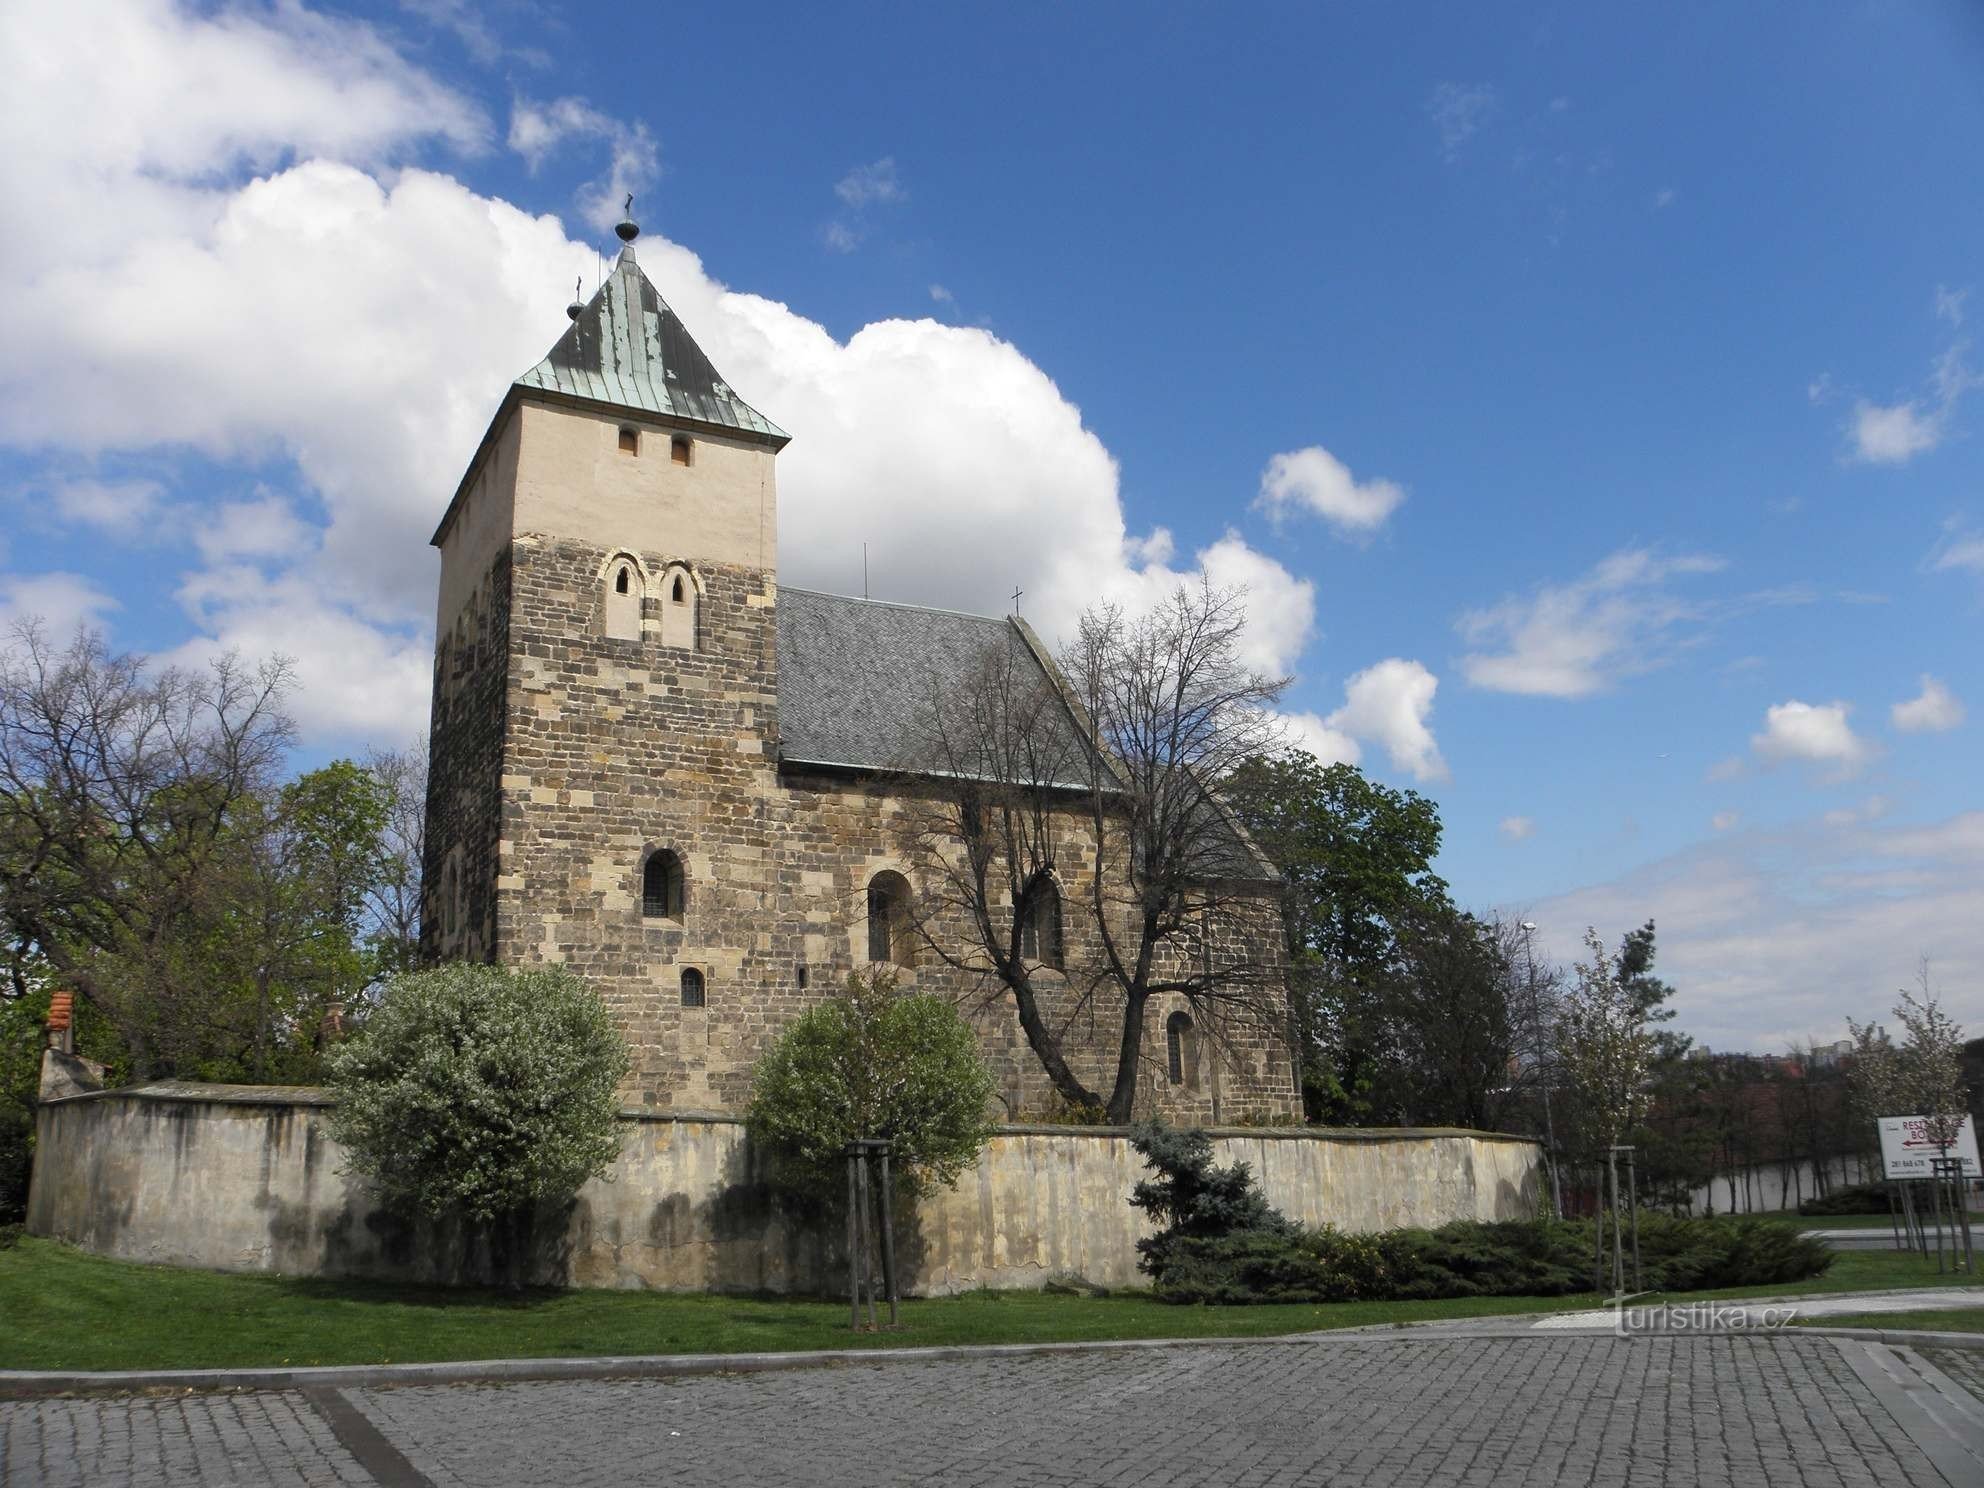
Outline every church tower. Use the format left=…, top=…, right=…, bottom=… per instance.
left=422, top=214, right=792, bottom=1106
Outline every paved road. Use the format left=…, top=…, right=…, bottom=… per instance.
left=5, top=1333, right=1982, bottom=1487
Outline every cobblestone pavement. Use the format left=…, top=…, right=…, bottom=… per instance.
left=3, top=1334, right=1976, bottom=1487
left=1923, top=1345, right=1984, bottom=1406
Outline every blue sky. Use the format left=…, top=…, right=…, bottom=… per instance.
left=1, top=1, right=1978, bottom=1050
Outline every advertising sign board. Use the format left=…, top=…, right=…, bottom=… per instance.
left=1877, top=1115, right=1981, bottom=1179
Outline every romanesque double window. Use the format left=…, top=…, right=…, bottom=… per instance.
left=604, top=555, right=643, bottom=640
left=643, top=849, right=685, bottom=920
left=866, top=870, right=913, bottom=967
left=660, top=564, right=697, bottom=650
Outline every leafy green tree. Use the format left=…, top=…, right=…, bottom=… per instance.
left=326, top=964, right=629, bottom=1224
left=747, top=970, right=996, bottom=1198
left=1606, top=921, right=1707, bottom=1206
left=1371, top=906, right=1514, bottom=1130
left=0, top=974, right=50, bottom=1223
left=1, top=625, right=291, bottom=1078
left=1225, top=751, right=1450, bottom=1120
left=1615, top=920, right=1688, bottom=1060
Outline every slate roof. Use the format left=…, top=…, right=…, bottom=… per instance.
left=515, top=246, right=788, bottom=445
left=774, top=588, right=1094, bottom=779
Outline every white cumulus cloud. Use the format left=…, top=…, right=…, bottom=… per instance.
left=1892, top=675, right=1964, bottom=733
left=1279, top=712, right=1361, bottom=770
left=1277, top=659, right=1448, bottom=783
left=1751, top=700, right=1872, bottom=778
left=1844, top=303, right=1980, bottom=465
left=1255, top=446, right=1405, bottom=538
left=1457, top=547, right=1725, bottom=697
left=0, top=573, right=118, bottom=638
left=1323, top=659, right=1447, bottom=782
left=1499, top=816, right=1535, bottom=841
left=1852, top=399, right=1943, bottom=464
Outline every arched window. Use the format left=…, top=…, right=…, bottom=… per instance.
left=604, top=557, right=642, bottom=640
left=1166, top=1012, right=1198, bottom=1090
left=1020, top=875, right=1063, bottom=969
left=866, top=870, right=913, bottom=967
left=671, top=434, right=693, bottom=466
left=661, top=565, right=697, bottom=650
left=680, top=967, right=706, bottom=1008
left=642, top=850, right=684, bottom=920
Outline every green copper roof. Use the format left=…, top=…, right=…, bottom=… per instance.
left=514, top=246, right=789, bottom=445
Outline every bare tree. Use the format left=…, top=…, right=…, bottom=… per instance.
left=895, top=580, right=1290, bottom=1121
left=363, top=738, right=427, bottom=981
left=0, top=623, right=294, bottom=1073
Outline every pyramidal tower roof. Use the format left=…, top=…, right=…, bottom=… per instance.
left=515, top=245, right=789, bottom=446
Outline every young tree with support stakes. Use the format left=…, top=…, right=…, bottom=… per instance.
left=1555, top=927, right=1656, bottom=1291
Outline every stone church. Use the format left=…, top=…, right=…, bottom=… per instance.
left=420, top=221, right=1300, bottom=1123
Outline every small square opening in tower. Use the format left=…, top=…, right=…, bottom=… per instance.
left=670, top=435, right=693, bottom=466
left=618, top=427, right=639, bottom=454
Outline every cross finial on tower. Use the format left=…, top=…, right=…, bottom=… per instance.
left=566, top=275, right=584, bottom=322
left=615, top=194, right=640, bottom=245
left=1011, top=585, right=1024, bottom=616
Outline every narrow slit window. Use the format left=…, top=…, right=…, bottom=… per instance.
left=1166, top=1012, right=1198, bottom=1090
left=866, top=871, right=913, bottom=967
left=680, top=967, right=706, bottom=1008
left=615, top=568, right=630, bottom=594
left=797, top=964, right=809, bottom=989
left=618, top=427, right=639, bottom=454
left=672, top=576, right=685, bottom=602
left=1020, top=876, right=1064, bottom=970
left=670, top=435, right=692, bottom=466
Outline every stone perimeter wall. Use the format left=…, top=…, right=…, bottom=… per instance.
left=28, top=1084, right=1542, bottom=1295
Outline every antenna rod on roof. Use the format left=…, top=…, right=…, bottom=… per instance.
left=863, top=544, right=869, bottom=600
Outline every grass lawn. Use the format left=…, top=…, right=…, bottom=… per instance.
left=2, top=1236, right=1979, bottom=1374
left=1795, top=1308, right=1984, bottom=1334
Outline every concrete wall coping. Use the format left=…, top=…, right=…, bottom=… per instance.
left=42, top=1080, right=1539, bottom=1146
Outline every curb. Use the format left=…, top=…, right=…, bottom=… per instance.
left=8, top=1322, right=1984, bottom=1400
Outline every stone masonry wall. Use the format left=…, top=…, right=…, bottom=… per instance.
left=421, top=546, right=510, bottom=965
left=29, top=1084, right=1542, bottom=1294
